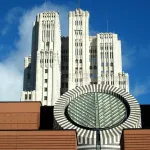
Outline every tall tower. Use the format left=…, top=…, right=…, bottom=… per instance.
left=21, top=11, right=61, bottom=106
left=68, top=9, right=90, bottom=90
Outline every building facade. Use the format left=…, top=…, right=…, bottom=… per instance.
left=21, top=8, right=129, bottom=106
left=21, top=12, right=61, bottom=106
left=61, top=9, right=129, bottom=95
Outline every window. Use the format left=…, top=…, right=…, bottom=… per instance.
left=111, top=71, right=114, bottom=74
left=45, top=69, right=48, bottom=73
left=66, top=74, right=68, bottom=78
left=65, top=83, right=68, bottom=88
left=25, top=94, right=27, bottom=100
left=93, top=74, right=97, bottom=78
left=90, top=74, right=92, bottom=78
left=46, top=42, right=49, bottom=46
left=45, top=79, right=48, bottom=83
left=110, top=62, right=113, bottom=66
left=106, top=62, right=109, bottom=66
left=94, top=66, right=97, bottom=69
left=44, top=96, right=47, bottom=100
left=44, top=88, right=47, bottom=91
left=101, top=63, right=104, bottom=66
left=80, top=59, right=82, bottom=63
left=90, top=66, right=92, bottom=69
left=29, top=94, right=31, bottom=99
left=27, top=73, right=30, bottom=80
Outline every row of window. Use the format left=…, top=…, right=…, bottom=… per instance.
left=42, top=14, right=56, bottom=18
left=75, top=21, right=82, bottom=25
left=75, top=42, right=82, bottom=47
left=75, top=78, right=82, bottom=82
left=40, top=59, right=53, bottom=63
left=42, top=30, right=54, bottom=39
left=25, top=94, right=31, bottom=100
left=75, top=67, right=82, bottom=70
left=101, top=62, right=113, bottom=66
left=99, top=34, right=113, bottom=38
left=75, top=48, right=82, bottom=55
left=90, top=81, right=114, bottom=85
left=42, top=23, right=54, bottom=29
left=75, top=30, right=82, bottom=35
left=90, top=72, right=114, bottom=78
left=101, top=52, right=114, bottom=59
left=100, top=46, right=113, bottom=50
left=75, top=59, right=82, bottom=63
left=101, top=70, right=114, bottom=74
left=89, top=49, right=96, bottom=53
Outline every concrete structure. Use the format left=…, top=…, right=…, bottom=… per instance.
left=54, top=84, right=141, bottom=150
left=21, top=12, right=61, bottom=106
left=121, top=129, right=150, bottom=150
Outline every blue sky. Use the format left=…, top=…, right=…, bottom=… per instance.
left=0, top=0, right=150, bottom=104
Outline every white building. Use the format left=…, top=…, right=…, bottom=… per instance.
left=21, top=11, right=61, bottom=106
left=61, top=9, right=129, bottom=94
left=21, top=8, right=129, bottom=106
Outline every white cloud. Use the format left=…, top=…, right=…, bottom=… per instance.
left=1, top=7, right=24, bottom=36
left=0, top=1, right=69, bottom=101
left=131, top=81, right=150, bottom=97
left=122, top=42, right=136, bottom=71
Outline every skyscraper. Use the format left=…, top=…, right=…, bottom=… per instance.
left=21, top=12, right=61, bottom=106
left=61, top=9, right=129, bottom=94
left=21, top=8, right=129, bottom=106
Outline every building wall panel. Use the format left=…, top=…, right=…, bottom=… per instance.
left=0, top=130, right=77, bottom=150
left=121, top=129, right=150, bottom=150
left=0, top=102, right=41, bottom=130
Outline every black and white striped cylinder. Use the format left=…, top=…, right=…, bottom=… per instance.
left=54, top=84, right=141, bottom=150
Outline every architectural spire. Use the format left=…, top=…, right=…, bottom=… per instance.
left=78, top=0, right=80, bottom=9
